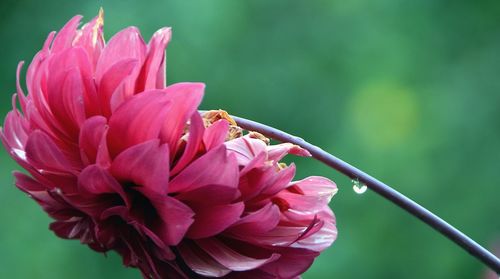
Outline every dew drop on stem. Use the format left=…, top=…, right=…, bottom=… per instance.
left=352, top=178, right=368, bottom=194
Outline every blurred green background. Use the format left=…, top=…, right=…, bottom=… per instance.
left=1, top=0, right=500, bottom=278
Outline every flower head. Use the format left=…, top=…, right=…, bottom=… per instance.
left=1, top=12, right=337, bottom=278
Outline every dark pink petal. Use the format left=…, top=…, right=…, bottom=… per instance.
left=107, top=90, right=171, bottom=156
left=51, top=15, right=82, bottom=52
left=227, top=204, right=281, bottom=235
left=203, top=119, right=229, bottom=150
left=110, top=140, right=169, bottom=194
left=137, top=27, right=171, bottom=91
left=196, top=238, right=280, bottom=271
left=79, top=116, right=106, bottom=165
left=107, top=85, right=203, bottom=156
left=225, top=136, right=267, bottom=166
left=13, top=171, right=46, bottom=192
left=171, top=112, right=204, bottom=175
left=178, top=242, right=232, bottom=277
left=292, top=176, right=338, bottom=200
left=25, top=130, right=77, bottom=175
left=15, top=62, right=28, bottom=114
left=95, top=27, right=146, bottom=83
left=261, top=163, right=296, bottom=197
left=1, top=110, right=29, bottom=161
left=78, top=165, right=128, bottom=200
left=176, top=185, right=239, bottom=207
left=26, top=31, right=55, bottom=95
left=97, top=58, right=138, bottom=116
left=292, top=220, right=337, bottom=252
left=267, top=143, right=311, bottom=162
left=259, top=248, right=319, bottom=278
left=73, top=11, right=104, bottom=69
left=159, top=82, right=205, bottom=155
left=135, top=187, right=194, bottom=245
left=169, top=145, right=238, bottom=193
left=187, top=202, right=244, bottom=239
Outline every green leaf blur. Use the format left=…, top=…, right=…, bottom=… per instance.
left=0, top=0, right=499, bottom=278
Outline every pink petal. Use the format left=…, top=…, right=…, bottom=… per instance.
left=51, top=15, right=82, bottom=52
left=196, top=238, right=280, bottom=271
left=292, top=176, right=338, bottom=200
left=73, top=11, right=105, bottom=69
left=107, top=85, right=203, bottom=156
left=110, top=139, right=169, bottom=194
left=203, top=119, right=229, bottom=151
left=225, top=136, right=267, bottom=166
left=159, top=83, right=205, bottom=155
left=292, top=220, right=337, bottom=252
left=171, top=112, right=204, bottom=175
left=135, top=187, right=194, bottom=245
left=175, top=184, right=239, bottom=207
left=178, top=242, right=232, bottom=277
left=169, top=145, right=239, bottom=193
left=79, top=116, right=109, bottom=167
left=259, top=248, right=319, bottom=278
left=78, top=165, right=127, bottom=199
left=25, top=130, right=77, bottom=175
left=95, top=27, right=146, bottom=84
left=227, top=204, right=281, bottom=235
left=136, top=27, right=171, bottom=91
left=187, top=202, right=244, bottom=239
left=266, top=143, right=311, bottom=162
left=97, top=58, right=138, bottom=116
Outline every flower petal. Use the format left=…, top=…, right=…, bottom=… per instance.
left=110, top=139, right=169, bottom=194
left=196, top=238, right=280, bottom=272
left=187, top=202, right=244, bottom=239
left=171, top=112, right=204, bottom=175
left=137, top=27, right=171, bottom=91
left=169, top=145, right=238, bottom=193
left=203, top=119, right=229, bottom=151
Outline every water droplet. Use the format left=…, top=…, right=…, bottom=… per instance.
left=352, top=178, right=368, bottom=194
left=26, top=194, right=32, bottom=198
left=54, top=188, right=62, bottom=195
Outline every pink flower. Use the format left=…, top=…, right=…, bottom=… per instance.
left=1, top=11, right=337, bottom=278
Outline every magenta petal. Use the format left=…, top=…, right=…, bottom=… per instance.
left=25, top=130, right=77, bottom=175
left=137, top=27, right=171, bottom=91
left=187, top=202, right=244, bottom=239
left=110, top=140, right=169, bottom=194
left=14, top=171, right=46, bottom=192
left=107, top=85, right=203, bottom=156
left=225, top=136, right=267, bottom=166
left=95, top=27, right=146, bottom=82
left=292, top=176, right=338, bottom=200
left=169, top=145, right=239, bottom=193
left=78, top=165, right=127, bottom=197
left=259, top=248, right=319, bottom=279
left=171, top=112, right=204, bottom=175
left=107, top=90, right=172, bottom=156
left=159, top=82, right=205, bottom=155
left=196, top=238, right=280, bottom=271
left=227, top=204, right=281, bottom=235
left=51, top=15, right=82, bottom=52
left=176, top=184, right=239, bottom=206
left=203, top=119, right=229, bottom=151
left=1, top=110, right=29, bottom=161
left=79, top=116, right=107, bottom=165
left=267, top=143, right=311, bottom=162
left=135, top=187, right=194, bottom=245
left=293, top=220, right=337, bottom=252
left=97, top=58, right=138, bottom=116
left=178, top=242, right=232, bottom=277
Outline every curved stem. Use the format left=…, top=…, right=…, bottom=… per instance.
left=231, top=115, right=500, bottom=274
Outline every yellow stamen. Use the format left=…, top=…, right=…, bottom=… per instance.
left=92, top=7, right=104, bottom=47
